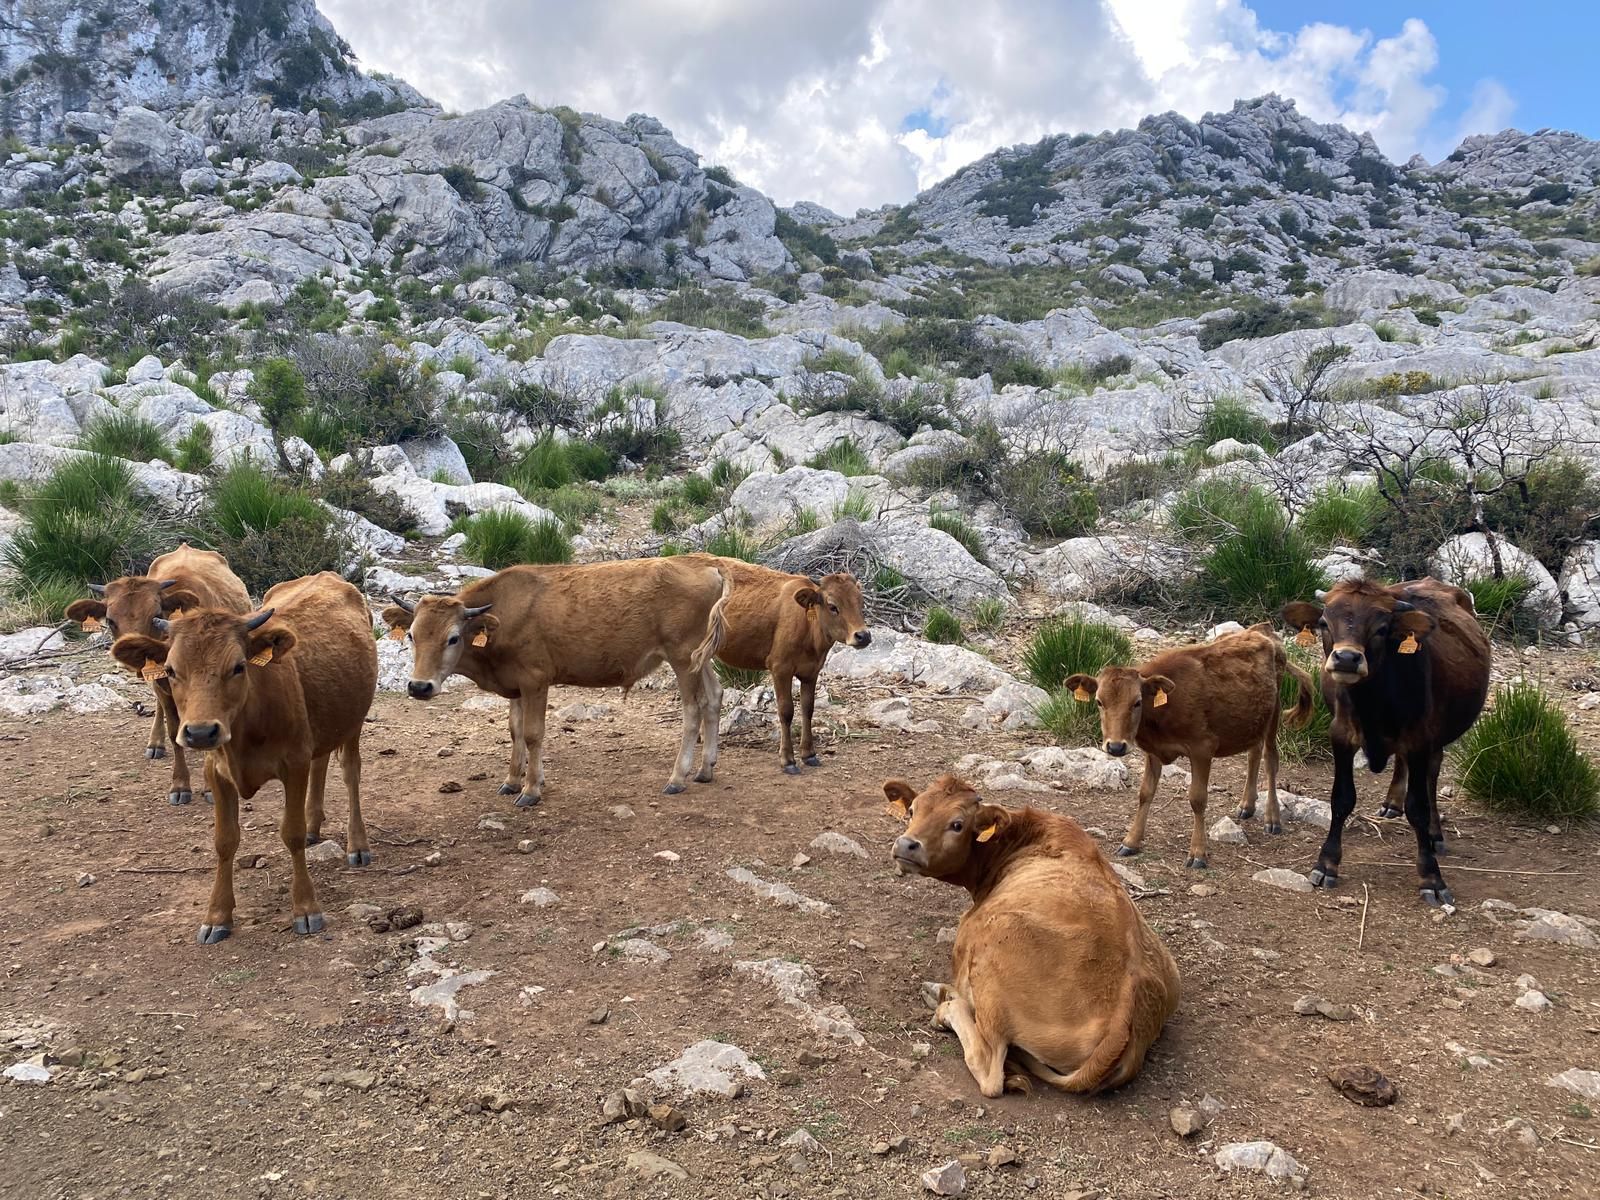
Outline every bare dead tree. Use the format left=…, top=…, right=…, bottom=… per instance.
left=1251, top=339, right=1352, bottom=442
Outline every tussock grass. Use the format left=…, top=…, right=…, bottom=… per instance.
left=1453, top=683, right=1599, bottom=820
left=459, top=509, right=574, bottom=570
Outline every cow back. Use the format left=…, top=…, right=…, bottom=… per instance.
left=254, top=572, right=378, bottom=759
left=1389, top=578, right=1490, bottom=746
left=1138, top=630, right=1281, bottom=758
left=150, top=544, right=251, bottom=614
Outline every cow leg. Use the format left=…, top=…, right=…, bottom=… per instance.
left=155, top=685, right=195, bottom=805
left=1379, top=756, right=1408, bottom=820
left=197, top=758, right=241, bottom=944
left=343, top=738, right=370, bottom=867
left=305, top=753, right=329, bottom=846
left=1117, top=756, right=1162, bottom=858
left=693, top=667, right=722, bottom=784
left=145, top=685, right=168, bottom=759
left=1426, top=749, right=1446, bottom=853
left=934, top=992, right=1008, bottom=1099
left=798, top=675, right=822, bottom=767
left=514, top=690, right=548, bottom=807
left=1235, top=742, right=1262, bottom=822
left=498, top=701, right=527, bottom=796
left=773, top=667, right=800, bottom=775
left=279, top=764, right=324, bottom=935
left=1262, top=732, right=1283, bottom=835
left=1310, top=736, right=1359, bottom=888
left=1406, top=749, right=1453, bottom=906
left=664, top=664, right=701, bottom=794
left=1185, top=754, right=1212, bottom=869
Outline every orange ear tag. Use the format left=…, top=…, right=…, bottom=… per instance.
left=1398, top=633, right=1419, bottom=655
left=884, top=801, right=909, bottom=820
left=976, top=825, right=997, bottom=843
left=248, top=646, right=274, bottom=667
left=1072, top=684, right=1092, bottom=702
left=471, top=630, right=488, bottom=648
left=81, top=616, right=102, bottom=632
left=140, top=659, right=164, bottom=682
left=1295, top=627, right=1317, bottom=647
left=388, top=625, right=406, bottom=641
left=1154, top=689, right=1168, bottom=708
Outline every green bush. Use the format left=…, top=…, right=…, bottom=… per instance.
left=923, top=606, right=964, bottom=644
left=929, top=511, right=988, bottom=564
left=539, top=483, right=603, bottom=532
left=77, top=409, right=173, bottom=462
left=1465, top=574, right=1535, bottom=639
left=1277, top=644, right=1332, bottom=763
left=1298, top=483, right=1383, bottom=550
left=504, top=434, right=614, bottom=494
left=1191, top=397, right=1275, bottom=452
left=900, top=422, right=1096, bottom=538
left=650, top=287, right=768, bottom=336
left=796, top=352, right=951, bottom=437
left=806, top=439, right=872, bottom=476
left=1172, top=482, right=1327, bottom=621
left=1453, top=683, right=1599, bottom=820
left=1028, top=616, right=1137, bottom=746
left=715, top=661, right=768, bottom=690
left=459, top=510, right=573, bottom=569
left=313, top=462, right=419, bottom=535
left=1197, top=300, right=1320, bottom=351
left=704, top=527, right=761, bottom=562
left=969, top=597, right=1007, bottom=633
left=1482, top=456, right=1600, bottom=573
left=202, top=461, right=353, bottom=594
left=248, top=358, right=308, bottom=431
left=173, top=423, right=215, bottom=473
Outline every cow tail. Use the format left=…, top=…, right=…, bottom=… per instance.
left=690, top=564, right=733, bottom=677
left=1050, top=972, right=1139, bottom=1094
left=1282, top=657, right=1316, bottom=730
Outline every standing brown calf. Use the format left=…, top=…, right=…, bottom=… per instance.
left=1066, top=623, right=1314, bottom=869
left=111, top=573, right=378, bottom=943
left=677, top=554, right=871, bottom=774
left=65, top=543, right=250, bottom=805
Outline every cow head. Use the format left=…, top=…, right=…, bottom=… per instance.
left=796, top=572, right=871, bottom=649
left=382, top=593, right=497, bottom=700
left=110, top=609, right=291, bottom=750
left=66, top=577, right=201, bottom=642
left=884, top=774, right=1009, bottom=881
left=1063, top=667, right=1176, bottom=757
left=1283, top=580, right=1436, bottom=685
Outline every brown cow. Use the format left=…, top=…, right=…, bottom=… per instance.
left=65, top=543, right=251, bottom=805
left=111, top=573, right=379, bottom=943
left=381, top=556, right=730, bottom=807
left=886, top=774, right=1179, bottom=1097
left=1282, top=577, right=1489, bottom=906
left=677, top=554, right=871, bottom=774
left=1065, top=623, right=1315, bottom=869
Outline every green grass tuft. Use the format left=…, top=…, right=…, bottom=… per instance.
left=1453, top=683, right=1600, bottom=820
left=1298, top=483, right=1383, bottom=550
left=806, top=439, right=873, bottom=476
left=928, top=511, right=988, bottom=565
left=460, top=509, right=574, bottom=570
left=77, top=409, right=173, bottom=462
left=1026, top=616, right=1134, bottom=746
left=923, top=606, right=964, bottom=644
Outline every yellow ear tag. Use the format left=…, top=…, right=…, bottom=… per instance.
left=1295, top=627, right=1316, bottom=647
left=884, top=801, right=908, bottom=819
left=140, top=659, right=164, bottom=682
left=1073, top=684, right=1092, bottom=702
left=976, top=825, right=997, bottom=843
left=471, top=630, right=488, bottom=648
left=1154, top=689, right=1168, bottom=708
left=388, top=625, right=406, bottom=641
left=248, top=646, right=274, bottom=667
left=81, top=615, right=102, bottom=632
left=1398, top=632, right=1419, bottom=655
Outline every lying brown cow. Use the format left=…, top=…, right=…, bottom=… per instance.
left=887, top=774, right=1179, bottom=1097
left=66, top=543, right=251, bottom=805
left=1283, top=577, right=1489, bottom=906
left=677, top=554, right=870, bottom=774
left=1066, top=623, right=1314, bottom=869
left=111, top=572, right=378, bottom=943
left=382, top=556, right=730, bottom=806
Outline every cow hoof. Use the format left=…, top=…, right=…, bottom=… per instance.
left=662, top=783, right=687, bottom=795
left=919, top=980, right=945, bottom=1012
left=146, top=746, right=166, bottom=760
left=1233, top=807, right=1255, bottom=822
left=1114, top=844, right=1140, bottom=858
left=293, top=912, right=325, bottom=935
left=1308, top=867, right=1339, bottom=889
left=305, top=832, right=324, bottom=847
left=347, top=849, right=372, bottom=867
left=782, top=764, right=801, bottom=776
left=1420, top=885, right=1455, bottom=907
left=693, top=769, right=715, bottom=784
left=196, top=924, right=231, bottom=945
left=1185, top=856, right=1209, bottom=870
left=202, top=791, right=214, bottom=806
left=168, top=789, right=192, bottom=806
left=1377, top=805, right=1402, bottom=820
left=497, top=783, right=518, bottom=796
left=1265, top=821, right=1283, bottom=836
left=514, top=792, right=542, bottom=808
left=802, top=755, right=822, bottom=768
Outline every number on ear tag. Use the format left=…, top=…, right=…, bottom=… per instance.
left=140, top=659, right=164, bottom=682
left=1398, top=632, right=1419, bottom=655
left=1072, top=684, right=1091, bottom=702
left=249, top=646, right=274, bottom=667
left=1154, top=689, right=1168, bottom=708
left=471, top=630, right=488, bottom=647
left=884, top=801, right=908, bottom=819
left=81, top=616, right=103, bottom=632
left=1295, top=627, right=1316, bottom=647
left=976, top=825, right=997, bottom=843
left=388, top=625, right=406, bottom=641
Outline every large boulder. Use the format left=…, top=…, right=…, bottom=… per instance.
left=369, top=474, right=556, bottom=537
left=1324, top=270, right=1463, bottom=315
left=1430, top=533, right=1562, bottom=629
left=102, top=107, right=206, bottom=181
left=399, top=436, right=473, bottom=485
left=762, top=517, right=1007, bottom=607
left=1030, top=535, right=1188, bottom=601
left=1560, top=540, right=1600, bottom=628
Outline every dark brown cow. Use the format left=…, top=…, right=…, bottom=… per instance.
left=111, top=573, right=379, bottom=942
left=66, top=543, right=250, bottom=805
left=677, top=554, right=870, bottom=774
left=1282, top=577, right=1489, bottom=906
left=886, top=774, right=1180, bottom=1097
left=1065, top=623, right=1314, bottom=868
left=382, top=556, right=730, bottom=806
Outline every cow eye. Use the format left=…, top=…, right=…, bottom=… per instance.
left=232, top=662, right=245, bottom=675
left=828, top=603, right=839, bottom=614
left=447, top=634, right=460, bottom=646
left=1133, top=699, right=1142, bottom=708
left=949, top=819, right=963, bottom=833
left=164, top=666, right=177, bottom=680
left=1317, top=618, right=1329, bottom=630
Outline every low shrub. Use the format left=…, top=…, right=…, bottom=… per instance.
left=1297, top=483, right=1384, bottom=550
left=715, top=661, right=768, bottom=690
left=1173, top=483, right=1326, bottom=621
left=704, top=527, right=761, bottom=562
left=806, top=440, right=872, bottom=476
left=1190, top=396, right=1275, bottom=452
left=650, top=287, right=769, bottom=337
left=459, top=509, right=573, bottom=569
left=969, top=597, right=1007, bottom=633
left=77, top=409, right=173, bottom=462
left=900, top=422, right=1097, bottom=538
left=173, top=423, right=215, bottom=473
left=504, top=434, right=614, bottom=494
left=929, top=511, right=988, bottom=565
left=1453, top=682, right=1600, bottom=820
left=313, top=462, right=419, bottom=535
left=202, top=461, right=353, bottom=593
left=1030, top=617, right=1139, bottom=746
left=1465, top=574, right=1536, bottom=640
left=1276, top=644, right=1332, bottom=763
left=923, top=606, right=964, bottom=644
left=1482, top=456, right=1600, bottom=573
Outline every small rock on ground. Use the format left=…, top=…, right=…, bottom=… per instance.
left=1467, top=947, right=1497, bottom=967
left=305, top=840, right=345, bottom=863
left=1209, top=816, right=1247, bottom=845
left=1547, top=1068, right=1600, bottom=1101
left=809, top=830, right=868, bottom=858
left=1252, top=868, right=1313, bottom=893
left=1327, top=1064, right=1396, bottom=1107
left=1213, top=1141, right=1307, bottom=1181
left=519, top=887, right=560, bottom=907
left=626, top=1150, right=688, bottom=1181
left=922, top=1159, right=967, bottom=1195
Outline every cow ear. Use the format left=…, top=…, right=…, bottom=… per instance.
left=1142, top=674, right=1176, bottom=707
left=1064, top=673, right=1097, bottom=702
left=381, top=605, right=415, bottom=631
left=110, top=634, right=166, bottom=674
left=247, top=626, right=297, bottom=664
left=794, top=587, right=822, bottom=609
left=974, top=803, right=1007, bottom=843
left=66, top=598, right=108, bottom=624
left=160, top=588, right=201, bottom=614
left=1282, top=601, right=1322, bottom=631
left=1394, top=609, right=1436, bottom=640
left=882, top=778, right=916, bottom=818
left=466, top=612, right=499, bottom=647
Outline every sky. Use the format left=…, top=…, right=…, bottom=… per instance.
left=319, top=0, right=1598, bottom=216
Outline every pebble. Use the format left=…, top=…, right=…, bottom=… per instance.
left=987, top=1145, right=1019, bottom=1168
left=781, top=1128, right=821, bottom=1155
left=1501, top=1118, right=1541, bottom=1149
left=1189, top=883, right=1218, bottom=897
left=626, top=1151, right=688, bottom=1181
left=655, top=851, right=681, bottom=863
left=1326, top=1064, right=1396, bottom=1107
left=1252, top=868, right=1312, bottom=893
left=910, top=1042, right=932, bottom=1060
left=423, top=851, right=442, bottom=867
left=791, top=852, right=811, bottom=868
left=1209, top=816, right=1247, bottom=845
left=75, top=872, right=95, bottom=888
left=921, top=1159, right=967, bottom=1196
left=519, top=887, right=560, bottom=908
left=476, top=814, right=506, bottom=832
left=587, top=1007, right=609, bottom=1025
left=1516, top=990, right=1552, bottom=1012
left=437, top=780, right=462, bottom=793
left=650, top=1103, right=688, bottom=1133
left=516, top=840, right=535, bottom=854
left=1548, top=1068, right=1600, bottom=1101
left=304, top=840, right=345, bottom=863
left=1169, top=1105, right=1209, bottom=1137
left=335, top=1070, right=377, bottom=1092
left=609, top=805, right=635, bottom=819
left=1444, top=1113, right=1466, bottom=1136
left=1213, top=1141, right=1307, bottom=1181
left=602, top=1089, right=647, bottom=1124
left=1293, top=994, right=1353, bottom=1021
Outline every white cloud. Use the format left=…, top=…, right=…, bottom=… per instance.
left=320, top=0, right=1515, bottom=212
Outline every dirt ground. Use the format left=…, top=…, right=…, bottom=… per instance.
left=2, top=674, right=1599, bottom=1200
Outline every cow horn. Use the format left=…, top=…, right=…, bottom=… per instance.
left=87, top=582, right=105, bottom=597
left=151, top=616, right=171, bottom=635
left=243, top=608, right=276, bottom=631
left=391, top=594, right=416, bottom=613
left=157, top=579, right=178, bottom=590
left=1393, top=600, right=1414, bottom=612
left=463, top=603, right=493, bottom=618
left=1314, top=589, right=1328, bottom=601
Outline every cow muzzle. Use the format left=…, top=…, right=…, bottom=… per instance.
left=407, top=679, right=438, bottom=700
left=891, top=835, right=927, bottom=873
left=1103, top=740, right=1128, bottom=757
left=1326, top=646, right=1367, bottom=683
left=852, top=630, right=872, bottom=648
left=181, top=721, right=226, bottom=750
